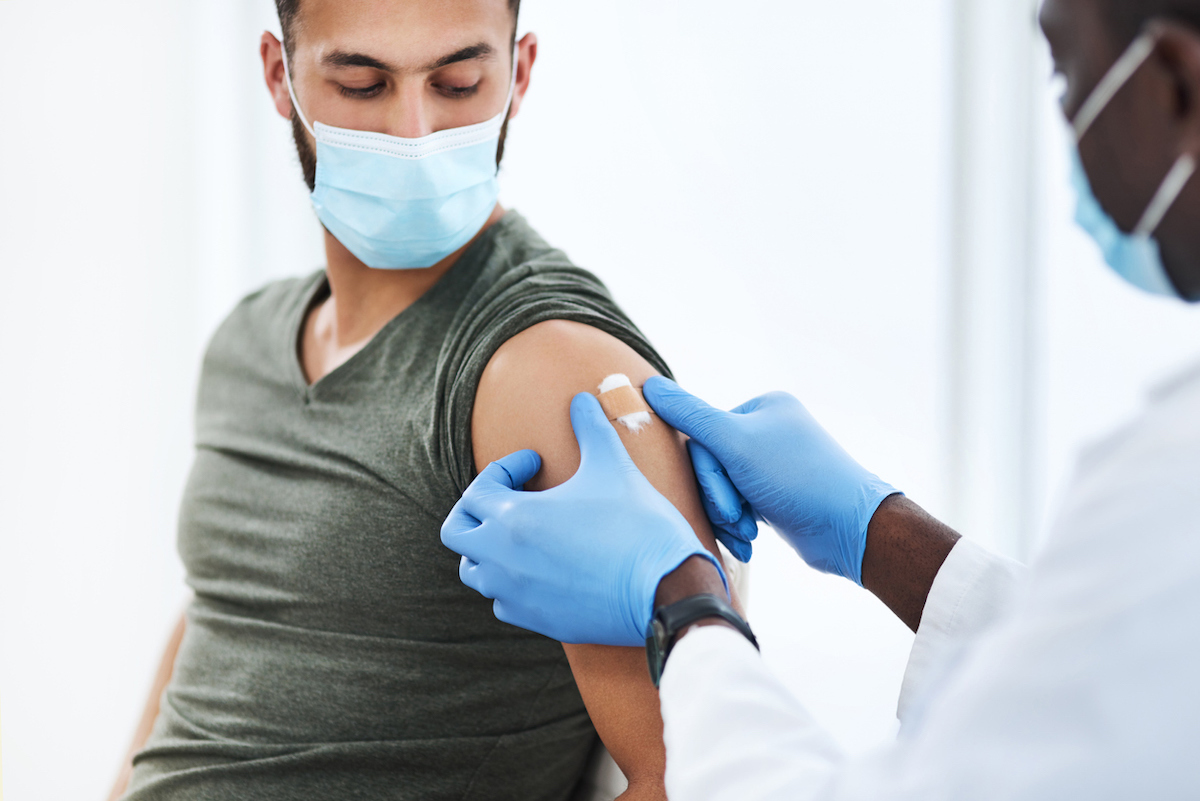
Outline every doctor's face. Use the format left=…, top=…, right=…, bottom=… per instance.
left=260, top=0, right=535, bottom=190
left=1040, top=0, right=1184, bottom=232
left=1041, top=0, right=1200, bottom=295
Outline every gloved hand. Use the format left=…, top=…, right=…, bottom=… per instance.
left=643, top=377, right=900, bottom=585
left=441, top=392, right=727, bottom=647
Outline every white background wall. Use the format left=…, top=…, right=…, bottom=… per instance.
left=3, top=1, right=1200, bottom=799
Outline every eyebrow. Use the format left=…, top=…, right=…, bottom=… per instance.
left=320, top=42, right=496, bottom=74
left=322, top=51, right=396, bottom=72
left=427, top=42, right=496, bottom=71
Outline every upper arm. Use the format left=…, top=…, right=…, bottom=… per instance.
left=471, top=320, right=740, bottom=795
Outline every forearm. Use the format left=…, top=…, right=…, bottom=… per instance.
left=656, top=495, right=960, bottom=644
left=617, top=779, right=669, bottom=801
left=562, top=641, right=668, bottom=797
left=108, top=614, right=186, bottom=801
left=860, top=495, right=960, bottom=632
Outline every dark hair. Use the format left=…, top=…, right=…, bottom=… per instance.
left=276, top=0, right=522, bottom=55
left=1100, top=1, right=1200, bottom=47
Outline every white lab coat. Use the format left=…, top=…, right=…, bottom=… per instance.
left=660, top=360, right=1200, bottom=800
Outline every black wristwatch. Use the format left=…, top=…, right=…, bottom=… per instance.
left=645, top=594, right=758, bottom=687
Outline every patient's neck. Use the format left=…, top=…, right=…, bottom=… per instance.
left=300, top=204, right=505, bottom=384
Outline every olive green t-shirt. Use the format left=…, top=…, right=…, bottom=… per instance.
left=125, top=212, right=672, bottom=800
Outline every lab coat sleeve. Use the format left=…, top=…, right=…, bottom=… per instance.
left=896, top=538, right=1027, bottom=723
left=660, top=540, right=1027, bottom=801
left=661, top=625, right=845, bottom=801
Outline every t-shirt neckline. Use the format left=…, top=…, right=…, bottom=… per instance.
left=285, top=211, right=521, bottom=402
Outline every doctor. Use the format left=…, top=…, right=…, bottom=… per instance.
left=443, top=1, right=1200, bottom=798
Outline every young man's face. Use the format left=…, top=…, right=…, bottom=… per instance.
left=262, top=0, right=531, bottom=189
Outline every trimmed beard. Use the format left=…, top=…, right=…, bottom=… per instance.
left=291, top=111, right=318, bottom=192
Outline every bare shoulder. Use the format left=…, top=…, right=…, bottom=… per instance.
left=472, top=320, right=664, bottom=489
left=479, top=320, right=659, bottom=398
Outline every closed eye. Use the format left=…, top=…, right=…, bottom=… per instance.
left=436, top=83, right=480, bottom=99
left=338, top=82, right=386, bottom=99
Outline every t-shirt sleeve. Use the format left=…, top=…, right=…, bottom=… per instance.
left=439, top=259, right=673, bottom=496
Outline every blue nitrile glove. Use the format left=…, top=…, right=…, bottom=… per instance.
left=441, top=392, right=727, bottom=647
left=643, top=377, right=901, bottom=585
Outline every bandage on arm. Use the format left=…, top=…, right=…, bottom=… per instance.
left=472, top=320, right=743, bottom=801
left=598, top=374, right=654, bottom=434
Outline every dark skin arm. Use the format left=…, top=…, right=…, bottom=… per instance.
left=658, top=495, right=960, bottom=637
left=859, top=495, right=961, bottom=632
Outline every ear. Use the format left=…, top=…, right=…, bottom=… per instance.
left=507, top=32, right=539, bottom=121
left=1147, top=20, right=1200, bottom=153
left=261, top=31, right=294, bottom=122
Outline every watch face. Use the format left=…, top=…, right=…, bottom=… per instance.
left=652, top=618, right=669, bottom=652
left=647, top=619, right=668, bottom=687
left=646, top=596, right=758, bottom=688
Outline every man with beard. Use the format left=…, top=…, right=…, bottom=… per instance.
left=108, top=1, right=739, bottom=799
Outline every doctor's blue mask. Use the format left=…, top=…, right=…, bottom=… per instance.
left=282, top=45, right=517, bottom=270
left=1069, top=32, right=1197, bottom=300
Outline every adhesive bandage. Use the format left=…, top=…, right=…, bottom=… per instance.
left=597, top=374, right=654, bottom=434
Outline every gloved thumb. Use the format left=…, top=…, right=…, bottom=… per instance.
left=643, top=376, right=729, bottom=447
left=569, top=392, right=637, bottom=473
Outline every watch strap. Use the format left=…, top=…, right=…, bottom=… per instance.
left=646, top=594, right=757, bottom=687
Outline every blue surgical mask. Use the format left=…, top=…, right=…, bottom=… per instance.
left=1069, top=32, right=1196, bottom=299
left=283, top=48, right=517, bottom=270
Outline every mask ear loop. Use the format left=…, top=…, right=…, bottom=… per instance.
left=280, top=44, right=315, bottom=137
left=1135, top=154, right=1197, bottom=236
left=1073, top=32, right=1156, bottom=143
left=1068, top=30, right=1197, bottom=238
left=499, top=43, right=521, bottom=123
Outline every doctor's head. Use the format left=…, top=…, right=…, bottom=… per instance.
left=259, top=0, right=536, bottom=192
left=1041, top=0, right=1200, bottom=298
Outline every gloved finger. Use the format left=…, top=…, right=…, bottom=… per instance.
left=440, top=499, right=483, bottom=554
left=714, top=499, right=758, bottom=537
left=732, top=502, right=760, bottom=541
left=699, top=491, right=735, bottom=539
left=493, top=449, right=543, bottom=490
left=711, top=502, right=757, bottom=556
left=569, top=393, right=638, bottom=473
left=687, top=440, right=745, bottom=525
left=442, top=517, right=492, bottom=566
left=714, top=529, right=754, bottom=563
left=458, top=554, right=494, bottom=598
left=642, top=376, right=731, bottom=445
left=457, top=450, right=543, bottom=519
left=479, top=450, right=543, bottom=492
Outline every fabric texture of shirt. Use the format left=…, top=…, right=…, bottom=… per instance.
left=125, top=211, right=672, bottom=801
left=659, top=357, right=1200, bottom=800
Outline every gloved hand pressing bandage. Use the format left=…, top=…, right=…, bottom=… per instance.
left=643, top=377, right=900, bottom=584
left=441, top=392, right=727, bottom=647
